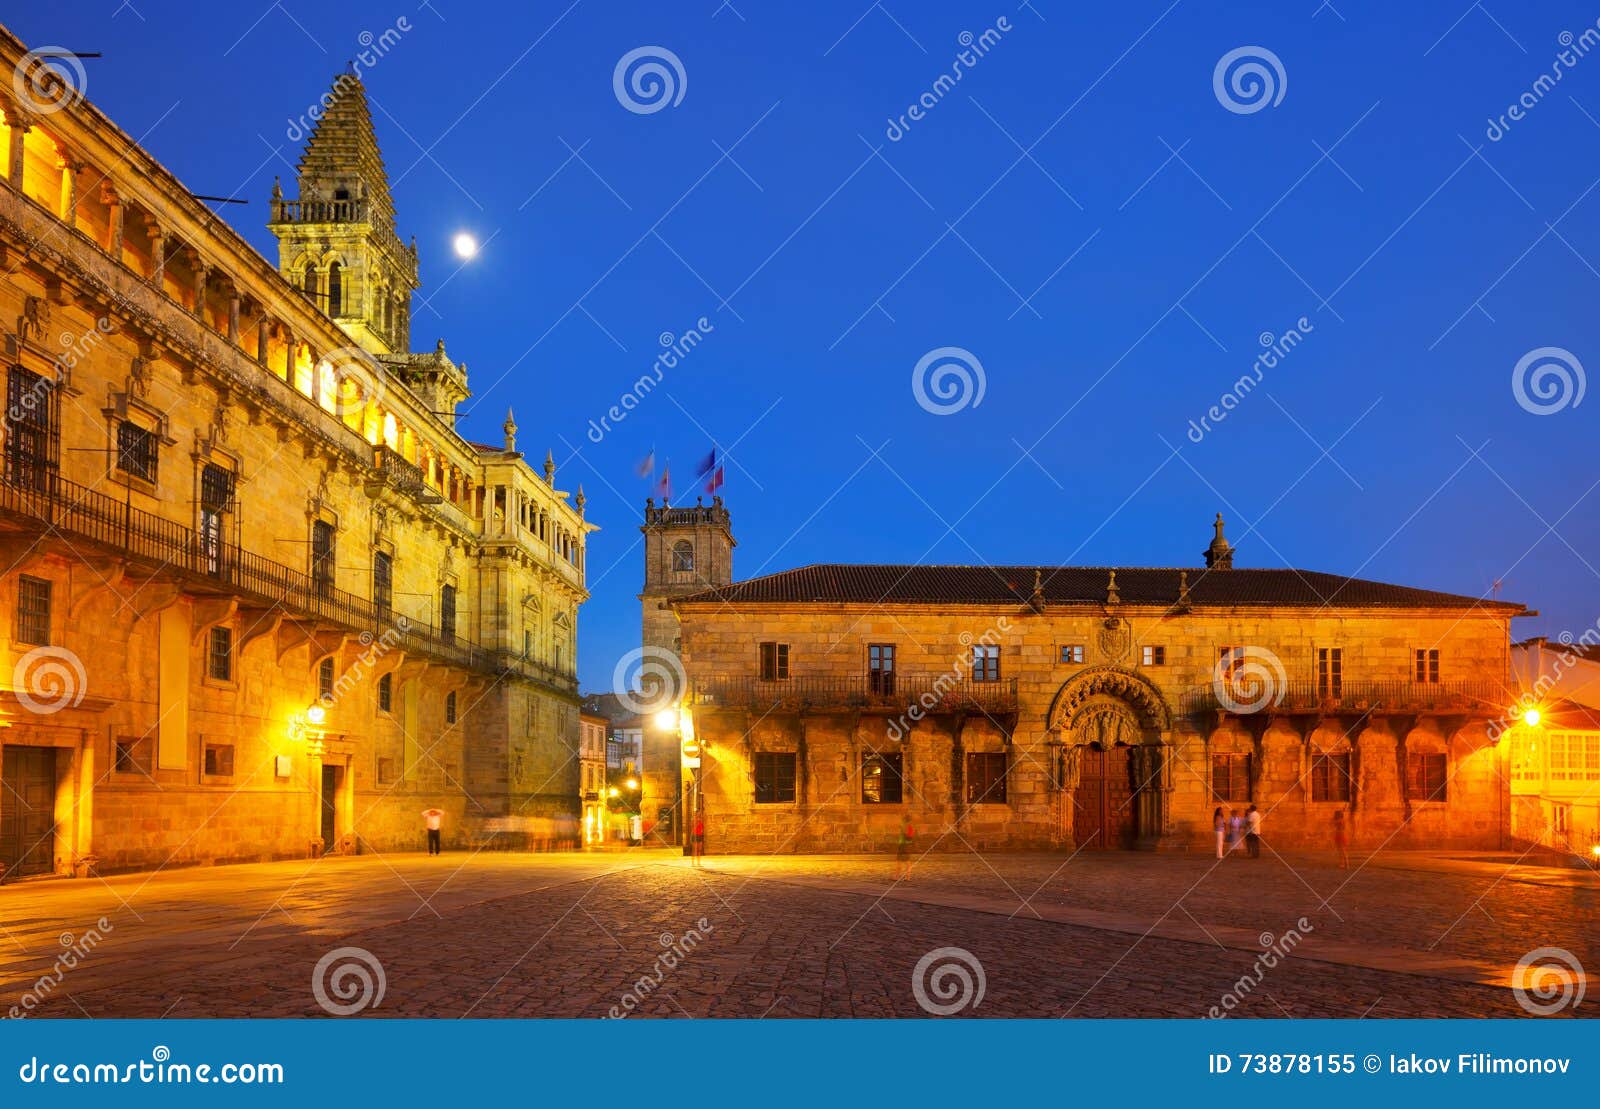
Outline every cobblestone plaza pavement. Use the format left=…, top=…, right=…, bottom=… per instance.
left=1, top=848, right=1593, bottom=1019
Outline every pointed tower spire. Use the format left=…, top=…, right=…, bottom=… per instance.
left=1204, top=513, right=1235, bottom=570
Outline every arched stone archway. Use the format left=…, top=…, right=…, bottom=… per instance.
left=1048, top=667, right=1175, bottom=849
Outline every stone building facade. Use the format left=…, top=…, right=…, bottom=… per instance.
left=671, top=517, right=1523, bottom=854
left=0, top=30, right=590, bottom=878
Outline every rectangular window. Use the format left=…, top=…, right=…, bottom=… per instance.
left=1211, top=753, right=1252, bottom=802
left=972, top=644, right=1000, bottom=682
left=1060, top=644, right=1085, bottom=664
left=115, top=420, right=158, bottom=482
left=16, top=575, right=50, bottom=645
left=861, top=752, right=904, bottom=804
left=378, top=672, right=393, bottom=713
left=1141, top=645, right=1165, bottom=667
left=445, top=690, right=457, bottom=725
left=114, top=735, right=153, bottom=776
left=440, top=583, right=457, bottom=642
left=1311, top=753, right=1353, bottom=802
left=965, top=752, right=1008, bottom=804
left=207, top=626, right=232, bottom=682
left=1218, top=645, right=1245, bottom=679
left=5, top=366, right=56, bottom=492
left=318, top=657, right=334, bottom=700
left=1414, top=648, right=1440, bottom=684
left=311, top=520, right=335, bottom=595
left=754, top=751, right=797, bottom=804
left=199, top=463, right=232, bottom=576
left=868, top=644, right=895, bottom=695
left=758, top=641, right=789, bottom=681
left=1406, top=751, right=1447, bottom=801
left=203, top=743, right=235, bottom=778
left=377, top=756, right=396, bottom=784
left=1317, top=647, right=1343, bottom=699
left=373, top=551, right=393, bottom=616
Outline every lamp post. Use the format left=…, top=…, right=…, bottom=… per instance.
left=657, top=707, right=699, bottom=857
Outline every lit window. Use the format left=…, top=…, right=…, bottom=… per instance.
left=861, top=752, right=904, bottom=804
left=1414, top=648, right=1440, bottom=684
left=318, top=657, right=335, bottom=700
left=1060, top=644, right=1085, bottom=664
left=208, top=626, right=232, bottom=682
left=1141, top=645, right=1165, bottom=667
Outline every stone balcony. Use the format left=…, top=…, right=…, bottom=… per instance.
left=688, top=674, right=1020, bottom=717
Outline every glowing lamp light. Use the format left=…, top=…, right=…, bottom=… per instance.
left=607, top=787, right=620, bottom=799
left=1522, top=709, right=1541, bottom=727
left=625, top=778, right=639, bottom=791
left=1591, top=844, right=1600, bottom=858
left=306, top=703, right=327, bottom=727
left=452, top=232, right=479, bottom=260
left=654, top=709, right=680, bottom=731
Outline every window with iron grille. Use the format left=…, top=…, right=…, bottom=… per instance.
left=311, top=520, right=335, bottom=594
left=203, top=743, right=235, bottom=778
left=318, top=657, right=334, bottom=700
left=758, top=641, right=789, bottom=681
left=378, top=673, right=392, bottom=713
left=445, top=691, right=457, bottom=725
left=1414, top=648, right=1440, bottom=684
left=1406, top=752, right=1447, bottom=801
left=114, top=736, right=153, bottom=776
left=1061, top=644, right=1085, bottom=664
left=5, top=366, right=56, bottom=491
left=972, top=644, right=1000, bottom=682
left=1141, top=645, right=1165, bottom=667
left=966, top=752, right=1008, bottom=804
left=861, top=752, right=903, bottom=804
left=440, top=583, right=457, bottom=642
left=1317, top=647, right=1343, bottom=698
left=868, top=644, right=895, bottom=694
left=1211, top=753, right=1252, bottom=802
left=115, top=420, right=158, bottom=482
left=16, top=575, right=50, bottom=645
left=754, top=752, right=797, bottom=804
left=373, top=551, right=393, bottom=616
left=208, top=626, right=232, bottom=682
left=1311, top=752, right=1353, bottom=802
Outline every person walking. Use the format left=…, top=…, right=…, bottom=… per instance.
left=1245, top=803, right=1261, bottom=859
left=1229, top=808, right=1245, bottom=854
left=421, top=807, right=444, bottom=855
left=1332, top=809, right=1350, bottom=869
left=690, top=815, right=705, bottom=868
left=895, top=817, right=916, bottom=881
left=1213, top=806, right=1227, bottom=859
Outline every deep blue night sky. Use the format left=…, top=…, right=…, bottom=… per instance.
left=11, top=1, right=1600, bottom=688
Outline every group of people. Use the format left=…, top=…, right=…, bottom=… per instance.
left=1212, top=804, right=1262, bottom=859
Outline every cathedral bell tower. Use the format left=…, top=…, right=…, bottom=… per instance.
left=268, top=71, right=420, bottom=355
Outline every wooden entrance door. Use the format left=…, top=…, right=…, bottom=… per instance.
left=1072, top=745, right=1135, bottom=850
left=1, top=746, right=57, bottom=878
left=320, top=765, right=340, bottom=853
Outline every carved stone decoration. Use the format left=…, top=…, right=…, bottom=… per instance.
left=1097, top=616, right=1131, bottom=664
left=19, top=295, right=50, bottom=343
left=1047, top=664, right=1172, bottom=734
left=128, top=355, right=151, bottom=398
left=1071, top=700, right=1141, bottom=748
left=209, top=400, right=229, bottom=444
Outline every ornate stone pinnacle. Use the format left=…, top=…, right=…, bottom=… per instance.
left=1106, top=569, right=1120, bottom=605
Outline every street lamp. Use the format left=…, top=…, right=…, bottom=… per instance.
left=1522, top=708, right=1542, bottom=727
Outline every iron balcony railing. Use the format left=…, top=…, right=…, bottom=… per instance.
left=688, top=675, right=1020, bottom=715
left=0, top=469, right=576, bottom=692
left=1179, top=679, right=1505, bottom=718
left=373, top=445, right=442, bottom=504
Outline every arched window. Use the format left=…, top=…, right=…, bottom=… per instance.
left=300, top=263, right=317, bottom=302
left=327, top=261, right=342, bottom=316
left=672, top=540, right=695, bottom=572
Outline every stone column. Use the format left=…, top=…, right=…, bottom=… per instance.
left=102, top=185, right=123, bottom=257
left=6, top=109, right=29, bottom=190
left=58, top=155, right=81, bottom=224
left=256, top=315, right=270, bottom=367
left=144, top=217, right=165, bottom=287
left=227, top=288, right=240, bottom=344
left=191, top=255, right=208, bottom=318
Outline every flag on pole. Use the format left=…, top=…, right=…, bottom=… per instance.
left=656, top=463, right=672, bottom=502
left=693, top=447, right=717, bottom=478
left=703, top=465, right=724, bottom=495
left=634, top=449, right=655, bottom=479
